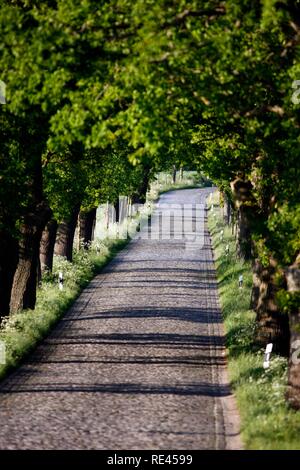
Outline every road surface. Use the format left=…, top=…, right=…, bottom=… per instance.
left=0, top=188, right=241, bottom=449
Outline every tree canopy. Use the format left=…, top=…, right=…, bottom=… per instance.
left=0, top=0, right=300, bottom=405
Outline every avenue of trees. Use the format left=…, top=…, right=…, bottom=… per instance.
left=0, top=1, right=299, bottom=407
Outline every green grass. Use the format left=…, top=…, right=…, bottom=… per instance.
left=0, top=237, right=128, bottom=381
left=208, top=193, right=300, bottom=449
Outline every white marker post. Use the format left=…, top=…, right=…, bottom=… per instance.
left=263, top=343, right=273, bottom=369
left=0, top=80, right=6, bottom=105
left=238, top=274, right=243, bottom=288
left=225, top=244, right=229, bottom=256
left=220, top=229, right=224, bottom=241
left=59, top=271, right=64, bottom=291
left=0, top=340, right=6, bottom=365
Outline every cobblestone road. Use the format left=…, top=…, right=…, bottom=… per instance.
left=0, top=188, right=241, bottom=449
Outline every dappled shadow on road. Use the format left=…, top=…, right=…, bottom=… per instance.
left=100, top=280, right=218, bottom=288
left=61, top=306, right=223, bottom=324
left=43, top=332, right=225, bottom=348
left=104, top=251, right=215, bottom=267
left=0, top=381, right=230, bottom=397
left=108, top=265, right=215, bottom=275
left=28, top=353, right=226, bottom=367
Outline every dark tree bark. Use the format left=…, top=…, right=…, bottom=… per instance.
left=236, top=206, right=252, bottom=260
left=250, top=258, right=261, bottom=310
left=78, top=208, right=97, bottom=249
left=54, top=205, right=80, bottom=261
left=0, top=230, right=18, bottom=318
left=220, top=192, right=232, bottom=225
left=37, top=257, right=42, bottom=287
left=253, top=258, right=290, bottom=355
left=9, top=202, right=51, bottom=313
left=40, top=218, right=58, bottom=273
left=132, top=165, right=151, bottom=204
left=286, top=259, right=300, bottom=409
left=231, top=211, right=236, bottom=235
left=172, top=165, right=177, bottom=184
left=230, top=178, right=255, bottom=260
left=223, top=195, right=232, bottom=225
left=113, top=201, right=120, bottom=223
left=8, top=114, right=51, bottom=314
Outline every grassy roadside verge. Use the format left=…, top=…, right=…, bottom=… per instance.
left=0, top=237, right=128, bottom=381
left=208, top=192, right=300, bottom=449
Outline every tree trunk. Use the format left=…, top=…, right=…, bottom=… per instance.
left=253, top=258, right=290, bottom=355
left=0, top=230, right=18, bottom=318
left=132, top=166, right=151, bottom=204
left=40, top=218, right=57, bottom=273
left=223, top=195, right=232, bottom=225
left=226, top=201, right=232, bottom=226
left=286, top=259, right=300, bottom=409
left=54, top=205, right=80, bottom=261
left=231, top=213, right=235, bottom=235
left=8, top=119, right=51, bottom=314
left=172, top=165, right=177, bottom=184
left=250, top=258, right=261, bottom=310
left=113, top=201, right=120, bottom=223
left=9, top=202, right=51, bottom=313
left=37, top=256, right=42, bottom=287
left=220, top=191, right=231, bottom=225
left=230, top=179, right=255, bottom=260
left=235, top=206, right=252, bottom=260
left=78, top=208, right=97, bottom=249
